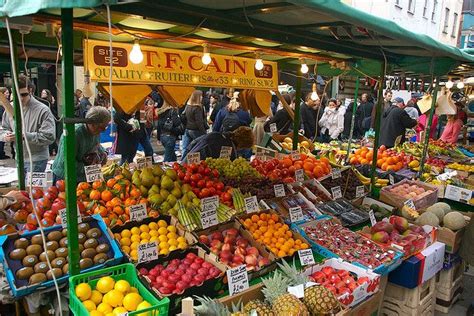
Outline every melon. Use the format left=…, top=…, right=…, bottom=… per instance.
left=443, top=212, right=466, bottom=231
left=425, top=205, right=446, bottom=223
left=431, top=202, right=451, bottom=215
left=415, top=212, right=440, bottom=227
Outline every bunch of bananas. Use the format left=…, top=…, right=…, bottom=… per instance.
left=102, top=162, right=120, bottom=177
left=353, top=168, right=389, bottom=187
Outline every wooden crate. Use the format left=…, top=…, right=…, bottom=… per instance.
left=382, top=277, right=436, bottom=309
left=435, top=287, right=463, bottom=314
left=435, top=261, right=464, bottom=301
left=380, top=293, right=435, bottom=316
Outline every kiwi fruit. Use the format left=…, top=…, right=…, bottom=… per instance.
left=9, top=249, right=27, bottom=261
left=81, top=248, right=97, bottom=259
left=61, top=228, right=67, bottom=237
left=47, top=231, right=62, bottom=242
left=78, top=223, right=90, bottom=233
left=16, top=267, right=34, bottom=280
left=29, top=273, right=47, bottom=285
left=93, top=253, right=108, bottom=264
left=78, top=244, right=84, bottom=252
left=14, top=238, right=29, bottom=249
left=51, top=257, right=66, bottom=269
left=55, top=248, right=68, bottom=258
left=86, top=228, right=101, bottom=239
left=79, top=258, right=93, bottom=270
left=26, top=244, right=43, bottom=256
left=39, top=250, right=56, bottom=262
left=78, top=233, right=86, bottom=244
left=84, top=239, right=98, bottom=249
left=46, top=268, right=63, bottom=280
left=59, top=237, right=68, bottom=248
left=34, top=262, right=49, bottom=274
left=45, top=241, right=59, bottom=251
left=22, top=255, right=38, bottom=267
left=96, top=244, right=109, bottom=254
left=62, top=263, right=69, bottom=274
left=30, top=235, right=43, bottom=245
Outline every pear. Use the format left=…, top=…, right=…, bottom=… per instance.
left=149, top=184, right=160, bottom=195
left=161, top=201, right=171, bottom=213
left=148, top=194, right=164, bottom=206
left=153, top=176, right=160, bottom=186
left=187, top=191, right=197, bottom=200
left=171, top=187, right=182, bottom=199
left=132, top=170, right=141, bottom=186
left=167, top=194, right=177, bottom=207
left=192, top=198, right=201, bottom=206
left=122, top=168, right=132, bottom=180
left=181, top=195, right=189, bottom=205
left=181, top=183, right=192, bottom=193
left=140, top=168, right=155, bottom=188
left=160, top=175, right=174, bottom=191
left=160, top=189, right=170, bottom=200
left=139, top=185, right=148, bottom=196
left=152, top=165, right=164, bottom=177
left=165, top=169, right=178, bottom=181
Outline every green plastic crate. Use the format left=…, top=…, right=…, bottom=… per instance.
left=69, top=263, right=169, bottom=316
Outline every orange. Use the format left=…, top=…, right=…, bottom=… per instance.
left=106, top=178, right=117, bottom=188
left=271, top=214, right=279, bottom=222
left=251, top=215, right=259, bottom=223
left=90, top=190, right=101, bottom=201
left=320, top=157, right=329, bottom=165
left=381, top=163, right=388, bottom=171
left=259, top=213, right=268, bottom=221
left=92, top=180, right=103, bottom=190
left=281, top=158, right=293, bottom=168
left=101, top=190, right=113, bottom=202
left=360, top=159, right=369, bottom=165
left=277, top=250, right=287, bottom=257
left=303, top=161, right=314, bottom=171
left=130, top=188, right=141, bottom=199
left=77, top=182, right=90, bottom=190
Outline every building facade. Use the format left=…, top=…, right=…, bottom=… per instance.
left=459, top=0, right=474, bottom=48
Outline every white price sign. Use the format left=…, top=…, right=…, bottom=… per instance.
left=389, top=174, right=395, bottom=185
left=331, top=186, right=342, bottom=199
left=136, top=157, right=147, bottom=169
left=289, top=206, right=304, bottom=223
left=27, top=172, right=47, bottom=187
left=368, top=210, right=377, bottom=226
left=244, top=196, right=259, bottom=214
left=219, top=146, right=232, bottom=159
left=404, top=199, right=416, bottom=210
left=295, top=169, right=304, bottom=182
left=290, top=151, right=300, bottom=161
left=288, top=284, right=305, bottom=298
left=201, top=196, right=219, bottom=229
left=59, top=208, right=82, bottom=228
left=332, top=168, right=341, bottom=179
left=269, top=123, right=277, bottom=133
left=227, top=265, right=249, bottom=296
left=298, top=249, right=315, bottom=266
left=129, top=203, right=147, bottom=221
left=355, top=185, right=365, bottom=198
left=274, top=184, right=285, bottom=197
left=84, top=164, right=104, bottom=183
left=137, top=242, right=159, bottom=263
left=187, top=152, right=201, bottom=164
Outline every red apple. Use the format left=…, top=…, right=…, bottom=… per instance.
left=55, top=180, right=65, bottom=192
left=245, top=254, right=257, bottom=266
left=236, top=238, right=249, bottom=248
left=221, top=243, right=232, bottom=252
left=247, top=247, right=259, bottom=256
left=31, top=188, right=43, bottom=200
left=321, top=266, right=335, bottom=277
left=210, top=232, right=223, bottom=242
left=199, top=234, right=209, bottom=245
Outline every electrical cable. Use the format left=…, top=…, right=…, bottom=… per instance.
left=20, top=33, right=29, bottom=76
left=5, top=18, right=63, bottom=316
left=242, top=0, right=255, bottom=29
left=105, top=4, right=113, bottom=112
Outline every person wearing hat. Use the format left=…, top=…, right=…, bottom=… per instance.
left=379, top=97, right=417, bottom=148
left=52, top=106, right=111, bottom=184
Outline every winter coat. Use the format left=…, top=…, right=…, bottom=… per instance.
left=319, top=107, right=345, bottom=140
left=300, top=102, right=317, bottom=139
left=379, top=105, right=417, bottom=148
left=342, top=103, right=359, bottom=139
left=184, top=105, right=207, bottom=133
left=355, top=101, right=374, bottom=133
left=265, top=108, right=292, bottom=134
left=114, top=111, right=140, bottom=157
left=183, top=132, right=237, bottom=162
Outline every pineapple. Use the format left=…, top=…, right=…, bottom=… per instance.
left=243, top=299, right=275, bottom=315
left=278, top=259, right=341, bottom=315
left=261, top=271, right=310, bottom=316
left=194, top=296, right=230, bottom=316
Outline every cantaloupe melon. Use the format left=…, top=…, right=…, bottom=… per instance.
left=443, top=212, right=466, bottom=231
left=426, top=205, right=446, bottom=223
left=415, top=212, right=439, bottom=227
left=430, top=202, right=451, bottom=215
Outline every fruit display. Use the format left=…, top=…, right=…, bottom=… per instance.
left=177, top=201, right=239, bottom=231
left=353, top=168, right=390, bottom=187
left=319, top=168, right=367, bottom=200
left=366, top=203, right=391, bottom=221
left=241, top=211, right=309, bottom=258
left=349, top=146, right=413, bottom=172
left=222, top=176, right=282, bottom=200
left=413, top=202, right=468, bottom=231
left=264, top=193, right=322, bottom=223
left=396, top=140, right=466, bottom=159
left=315, top=199, right=369, bottom=227
left=278, top=136, right=314, bottom=153
left=205, top=157, right=261, bottom=180
left=446, top=162, right=474, bottom=173
left=287, top=180, right=332, bottom=204
left=379, top=179, right=437, bottom=210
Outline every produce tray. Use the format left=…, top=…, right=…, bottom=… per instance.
left=69, top=263, right=169, bottom=316
left=0, top=214, right=123, bottom=297
left=111, top=215, right=197, bottom=263
left=136, top=246, right=226, bottom=314
left=379, top=179, right=438, bottom=210
left=292, top=216, right=403, bottom=275
left=263, top=192, right=322, bottom=225
left=286, top=179, right=332, bottom=204
left=319, top=167, right=368, bottom=201
left=314, top=199, right=369, bottom=228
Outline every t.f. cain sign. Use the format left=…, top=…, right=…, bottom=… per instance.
left=84, top=39, right=278, bottom=90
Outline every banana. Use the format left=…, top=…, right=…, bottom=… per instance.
left=376, top=179, right=389, bottom=185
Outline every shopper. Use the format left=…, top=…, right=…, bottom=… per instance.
left=114, top=109, right=141, bottom=164
left=440, top=114, right=463, bottom=144
left=182, top=126, right=254, bottom=162
left=144, top=98, right=156, bottom=137
left=456, top=102, right=467, bottom=124
left=0, top=190, right=30, bottom=210
left=415, top=113, right=438, bottom=142
left=1, top=75, right=55, bottom=172
left=157, top=102, right=184, bottom=162
left=94, top=91, right=109, bottom=108
left=342, top=101, right=359, bottom=139
left=52, top=106, right=110, bottom=183
left=355, top=93, right=374, bottom=134
left=212, top=91, right=239, bottom=132
left=300, top=93, right=318, bottom=139
left=379, top=97, right=417, bottom=148
left=181, top=90, right=207, bottom=159
left=207, top=93, right=219, bottom=125
left=404, top=103, right=419, bottom=120
left=264, top=93, right=293, bottom=134
left=318, top=98, right=345, bottom=142
left=221, top=95, right=251, bottom=132
left=0, top=88, right=10, bottom=159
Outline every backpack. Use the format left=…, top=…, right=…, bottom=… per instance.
left=221, top=112, right=241, bottom=132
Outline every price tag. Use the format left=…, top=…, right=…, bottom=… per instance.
left=227, top=265, right=249, bottom=296
left=331, top=186, right=342, bottom=199
left=298, top=249, right=315, bottom=266
left=187, top=152, right=201, bottom=164
left=244, top=196, right=259, bottom=214
left=368, top=210, right=377, bottom=226
left=356, top=185, right=365, bottom=198
left=274, top=184, right=285, bottom=197
left=290, top=151, right=300, bottom=161
left=129, top=203, right=147, bottom=221
left=389, top=174, right=395, bottom=185
left=219, top=146, right=232, bottom=159
left=84, top=164, right=104, bottom=183
left=27, top=172, right=47, bottom=187
left=137, top=242, right=159, bottom=263
left=269, top=123, right=277, bottom=133
left=59, top=208, right=82, bottom=228
left=443, top=184, right=471, bottom=202
left=145, top=156, right=153, bottom=167
left=295, top=169, right=304, bottom=182
left=289, top=206, right=304, bottom=223
left=332, top=168, right=341, bottom=179
left=201, top=196, right=219, bottom=229
left=136, top=157, right=147, bottom=169
left=404, top=199, right=416, bottom=210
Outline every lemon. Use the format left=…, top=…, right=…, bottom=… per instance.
left=90, top=311, right=105, bottom=316
left=131, top=235, right=141, bottom=243
left=136, top=301, right=152, bottom=316
left=130, top=250, right=138, bottom=261
left=139, top=224, right=150, bottom=233
left=168, top=245, right=177, bottom=252
left=177, top=236, right=186, bottom=243
left=105, top=313, right=114, bottom=316
left=158, top=235, right=168, bottom=243
left=121, top=229, right=131, bottom=238
left=166, top=232, right=177, bottom=240
left=178, top=242, right=187, bottom=250
left=112, top=306, right=128, bottom=315
left=122, top=245, right=131, bottom=254
left=140, top=232, right=150, bottom=240
left=157, top=220, right=167, bottom=228
left=96, top=302, right=113, bottom=314
left=83, top=300, right=96, bottom=312
left=115, top=280, right=131, bottom=294
left=123, top=293, right=143, bottom=311
left=157, top=227, right=168, bottom=235
left=149, top=230, right=159, bottom=237
left=158, top=241, right=169, bottom=250
left=167, top=225, right=177, bottom=233
left=159, top=248, right=169, bottom=255
left=114, top=233, right=121, bottom=240
left=90, top=290, right=103, bottom=305
left=130, top=227, right=140, bottom=235
left=75, top=283, right=92, bottom=301
left=148, top=222, right=158, bottom=230
left=140, top=239, right=150, bottom=244
left=130, top=241, right=140, bottom=250
left=168, top=238, right=178, bottom=247
left=120, top=237, right=131, bottom=247
left=150, top=236, right=159, bottom=242
left=96, top=276, right=115, bottom=294
left=103, top=290, right=124, bottom=307
left=129, top=287, right=139, bottom=294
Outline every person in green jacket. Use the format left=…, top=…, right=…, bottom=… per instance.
left=52, top=106, right=110, bottom=183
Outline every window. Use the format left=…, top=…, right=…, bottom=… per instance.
left=423, top=0, right=429, bottom=17
left=431, top=0, right=438, bottom=21
left=443, top=7, right=450, bottom=33
left=395, top=0, right=402, bottom=8
left=452, top=13, right=458, bottom=37
left=408, top=0, right=416, bottom=13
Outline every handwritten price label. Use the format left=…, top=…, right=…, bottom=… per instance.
left=244, top=196, right=259, bottom=214
left=227, top=265, right=249, bottom=296
left=274, top=184, right=285, bottom=197
left=290, top=151, right=300, bottom=161
left=269, top=123, right=277, bottom=133
left=404, top=199, right=416, bottom=210
left=295, top=169, right=304, bottom=182
left=136, top=157, right=147, bottom=169
left=219, top=146, right=232, bottom=159
left=331, top=186, right=342, bottom=199
left=59, top=208, right=82, bottom=228
left=332, top=168, right=341, bottom=179
left=389, top=174, right=395, bottom=185
left=298, top=249, right=315, bottom=266
left=368, top=210, right=377, bottom=226
left=356, top=185, right=365, bottom=198
left=201, top=196, right=219, bottom=229
left=289, top=206, right=304, bottom=223
left=187, top=152, right=201, bottom=164
left=129, top=203, right=147, bottom=221
left=84, top=164, right=104, bottom=183
left=137, top=242, right=159, bottom=263
left=27, top=172, right=47, bottom=187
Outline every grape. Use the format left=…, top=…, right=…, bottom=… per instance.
left=205, top=158, right=261, bottom=181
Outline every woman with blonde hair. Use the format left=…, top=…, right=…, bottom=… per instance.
left=181, top=90, right=208, bottom=159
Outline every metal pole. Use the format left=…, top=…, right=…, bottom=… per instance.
left=61, top=9, right=80, bottom=276
left=10, top=34, right=25, bottom=190
left=345, top=76, right=359, bottom=163
left=370, top=61, right=386, bottom=192
left=292, top=72, right=302, bottom=150
left=418, top=77, right=439, bottom=179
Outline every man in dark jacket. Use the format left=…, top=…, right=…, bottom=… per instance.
left=300, top=93, right=318, bottom=139
left=379, top=97, right=417, bottom=148
left=355, top=93, right=374, bottom=135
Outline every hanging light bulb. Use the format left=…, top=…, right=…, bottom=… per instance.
left=82, top=70, right=94, bottom=98
left=129, top=40, right=143, bottom=64
left=457, top=80, right=464, bottom=89
left=300, top=58, right=309, bottom=74
left=254, top=52, right=264, bottom=70
left=201, top=43, right=212, bottom=65
left=445, top=78, right=454, bottom=89
left=310, top=83, right=319, bottom=101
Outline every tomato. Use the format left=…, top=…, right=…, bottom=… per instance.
left=222, top=192, right=232, bottom=202
left=281, top=169, right=289, bottom=177
left=196, top=180, right=205, bottom=188
left=283, top=177, right=294, bottom=183
left=55, top=180, right=66, bottom=192
left=198, top=166, right=205, bottom=174
left=173, top=162, right=181, bottom=171
left=191, top=174, right=202, bottom=182
left=200, top=188, right=210, bottom=198
left=212, top=169, right=219, bottom=178
left=206, top=180, right=214, bottom=188
left=177, top=171, right=185, bottom=180
left=216, top=182, right=224, bottom=191
left=204, top=167, right=211, bottom=175
left=190, top=164, right=198, bottom=172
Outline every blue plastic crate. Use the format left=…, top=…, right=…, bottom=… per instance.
left=0, top=214, right=123, bottom=297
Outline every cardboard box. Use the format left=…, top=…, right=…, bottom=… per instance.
left=344, top=290, right=383, bottom=316
left=437, top=226, right=465, bottom=254
left=379, top=179, right=438, bottom=210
